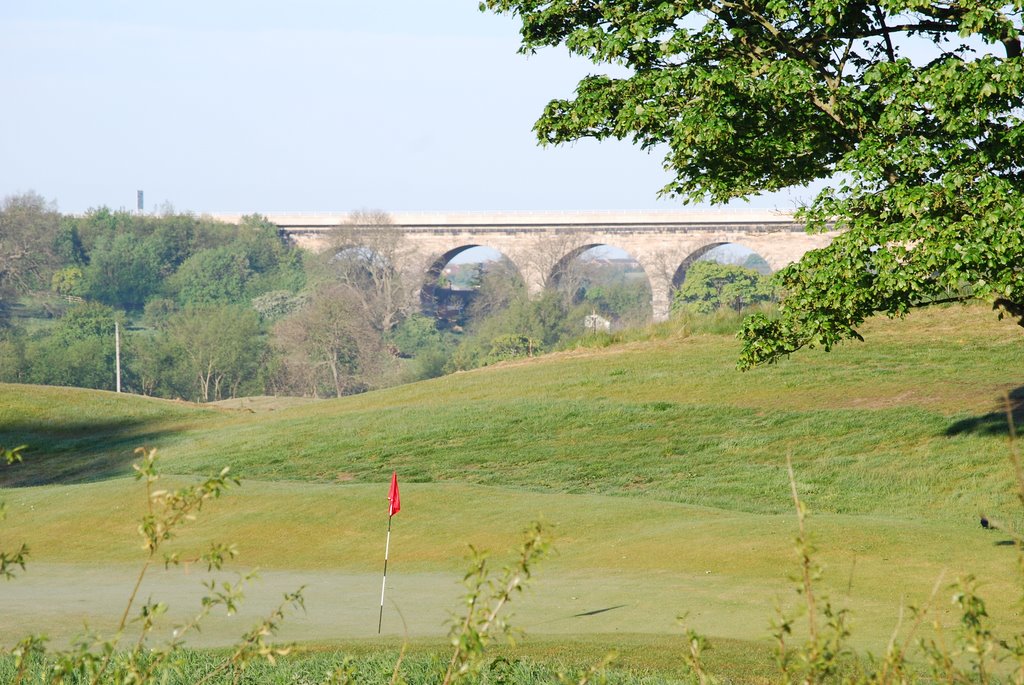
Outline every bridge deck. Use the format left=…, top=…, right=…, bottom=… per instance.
left=210, top=209, right=799, bottom=231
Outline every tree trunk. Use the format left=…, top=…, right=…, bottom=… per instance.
left=329, top=359, right=343, bottom=398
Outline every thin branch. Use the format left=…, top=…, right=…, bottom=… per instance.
left=872, top=5, right=896, bottom=62
left=118, top=557, right=154, bottom=634
left=835, top=36, right=855, bottom=81
left=711, top=0, right=861, bottom=137
left=786, top=453, right=817, bottom=640
left=850, top=20, right=961, bottom=38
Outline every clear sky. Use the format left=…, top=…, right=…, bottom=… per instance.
left=1, top=2, right=811, bottom=214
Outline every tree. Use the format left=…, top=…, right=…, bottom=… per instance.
left=466, top=258, right=527, bottom=323
left=389, top=313, right=454, bottom=381
left=486, top=333, right=540, bottom=363
left=520, top=232, right=591, bottom=303
left=271, top=284, right=389, bottom=397
left=24, top=302, right=124, bottom=390
left=0, top=331, right=25, bottom=382
left=131, top=333, right=192, bottom=398
left=0, top=192, right=62, bottom=301
left=234, top=215, right=287, bottom=271
left=319, top=210, right=421, bottom=335
left=482, top=1, right=1024, bottom=367
left=145, top=213, right=196, bottom=273
left=53, top=219, right=87, bottom=267
left=51, top=266, right=84, bottom=297
left=81, top=232, right=163, bottom=309
left=673, top=261, right=776, bottom=315
left=572, top=254, right=653, bottom=325
left=449, top=290, right=585, bottom=370
left=168, top=215, right=304, bottom=307
left=233, top=214, right=306, bottom=296
left=160, top=305, right=265, bottom=402
left=390, top=313, right=447, bottom=358
left=170, top=247, right=253, bottom=305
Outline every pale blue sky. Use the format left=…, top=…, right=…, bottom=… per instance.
left=1, top=2, right=810, bottom=214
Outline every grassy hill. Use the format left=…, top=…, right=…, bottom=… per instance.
left=1, top=303, right=1023, bottom=679
left=3, top=303, right=1021, bottom=519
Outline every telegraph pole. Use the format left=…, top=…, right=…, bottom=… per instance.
left=115, top=321, right=122, bottom=393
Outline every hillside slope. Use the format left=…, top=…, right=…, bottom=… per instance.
left=2, top=303, right=1021, bottom=519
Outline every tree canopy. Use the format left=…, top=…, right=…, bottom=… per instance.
left=674, top=260, right=775, bottom=314
left=481, top=0, right=1024, bottom=367
left=0, top=192, right=61, bottom=302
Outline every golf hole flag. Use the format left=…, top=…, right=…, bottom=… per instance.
left=379, top=471, right=400, bottom=633
left=388, top=471, right=401, bottom=517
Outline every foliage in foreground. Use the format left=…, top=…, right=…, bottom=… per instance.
left=0, top=447, right=552, bottom=684
left=0, top=444, right=28, bottom=579
left=2, top=447, right=311, bottom=685
left=671, top=399, right=1024, bottom=685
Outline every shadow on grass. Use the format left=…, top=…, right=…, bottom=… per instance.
left=945, top=387, right=1024, bottom=437
left=571, top=604, right=628, bottom=618
left=0, top=417, right=184, bottom=487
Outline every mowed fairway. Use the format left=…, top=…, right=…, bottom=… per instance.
left=1, top=304, right=1023, bottom=677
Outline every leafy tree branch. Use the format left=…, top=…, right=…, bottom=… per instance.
left=482, top=0, right=1024, bottom=366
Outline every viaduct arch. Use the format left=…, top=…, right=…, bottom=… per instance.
left=213, top=210, right=837, bottom=321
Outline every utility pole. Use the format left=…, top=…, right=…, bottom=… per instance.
left=115, top=321, right=122, bottom=393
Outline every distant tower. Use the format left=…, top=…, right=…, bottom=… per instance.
left=137, top=190, right=144, bottom=213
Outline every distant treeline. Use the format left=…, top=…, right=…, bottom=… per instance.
left=3, top=193, right=728, bottom=402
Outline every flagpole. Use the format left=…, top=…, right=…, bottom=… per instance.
left=378, top=471, right=400, bottom=634
left=378, top=513, right=392, bottom=634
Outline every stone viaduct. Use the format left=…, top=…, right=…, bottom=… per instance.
left=213, top=210, right=837, bottom=321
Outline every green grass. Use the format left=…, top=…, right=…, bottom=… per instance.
left=1, top=302, right=1023, bottom=681
left=5, top=479, right=1019, bottom=643
left=4, top=481, right=1019, bottom=681
left=3, top=303, right=1021, bottom=519
left=1, top=638, right=776, bottom=684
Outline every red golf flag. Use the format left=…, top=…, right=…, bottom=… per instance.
left=388, top=471, right=401, bottom=517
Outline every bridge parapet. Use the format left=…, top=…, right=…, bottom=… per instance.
left=211, top=208, right=800, bottom=231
